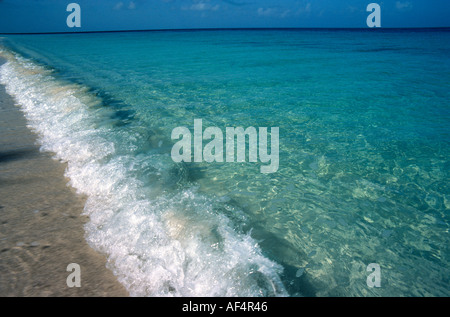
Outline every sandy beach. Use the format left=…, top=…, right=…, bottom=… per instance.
left=0, top=58, right=128, bottom=296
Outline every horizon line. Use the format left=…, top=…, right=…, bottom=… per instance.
left=1, top=26, right=450, bottom=35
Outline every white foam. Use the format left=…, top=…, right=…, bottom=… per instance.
left=0, top=49, right=288, bottom=297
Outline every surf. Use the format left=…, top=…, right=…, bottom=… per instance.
left=0, top=47, right=289, bottom=297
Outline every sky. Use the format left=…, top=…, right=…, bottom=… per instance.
left=0, top=0, right=449, bottom=33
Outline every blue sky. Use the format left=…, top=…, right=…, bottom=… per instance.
left=0, top=0, right=449, bottom=33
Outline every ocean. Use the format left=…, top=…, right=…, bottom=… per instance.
left=0, top=29, right=449, bottom=296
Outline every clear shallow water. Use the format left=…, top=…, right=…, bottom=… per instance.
left=1, top=29, right=449, bottom=296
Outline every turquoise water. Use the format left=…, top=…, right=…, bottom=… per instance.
left=1, top=29, right=449, bottom=296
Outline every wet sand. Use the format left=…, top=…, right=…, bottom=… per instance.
left=0, top=58, right=128, bottom=296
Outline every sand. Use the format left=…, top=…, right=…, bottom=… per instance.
left=0, top=58, right=128, bottom=296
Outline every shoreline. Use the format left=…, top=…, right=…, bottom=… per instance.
left=0, top=58, right=128, bottom=296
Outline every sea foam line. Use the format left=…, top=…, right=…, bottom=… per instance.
left=0, top=48, right=288, bottom=297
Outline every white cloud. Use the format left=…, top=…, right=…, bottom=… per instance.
left=258, top=3, right=311, bottom=18
left=305, top=3, right=311, bottom=13
left=280, top=9, right=292, bottom=18
left=295, top=2, right=311, bottom=15
left=114, top=2, right=124, bottom=10
left=182, top=1, right=220, bottom=12
left=347, top=5, right=360, bottom=13
left=257, top=7, right=276, bottom=17
left=191, top=3, right=207, bottom=11
left=113, top=1, right=136, bottom=10
left=396, top=1, right=412, bottom=10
